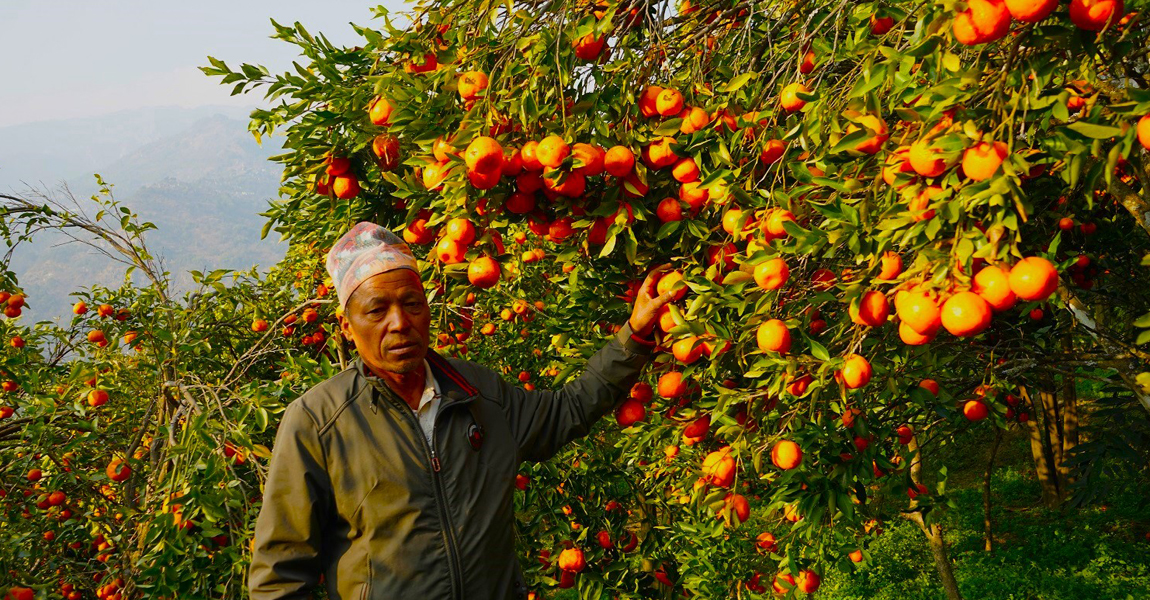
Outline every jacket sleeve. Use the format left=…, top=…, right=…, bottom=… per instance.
left=248, top=400, right=333, bottom=600
left=496, top=321, right=654, bottom=463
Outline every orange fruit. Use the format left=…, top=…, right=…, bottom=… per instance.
left=721, top=207, right=748, bottom=236
left=571, top=143, right=605, bottom=176
left=656, top=88, right=684, bottom=116
left=604, top=145, right=635, bottom=177
left=433, top=135, right=458, bottom=162
left=464, top=136, right=504, bottom=174
left=920, top=379, right=940, bottom=396
left=368, top=96, right=394, bottom=126
left=760, top=139, right=787, bottom=165
left=679, top=106, right=711, bottom=133
left=1008, top=257, right=1059, bottom=301
left=435, top=238, right=467, bottom=264
left=779, top=83, right=810, bottom=112
left=899, top=321, right=936, bottom=345
left=796, top=570, right=821, bottom=593
left=444, top=218, right=476, bottom=245
left=963, top=399, right=989, bottom=421
left=878, top=251, right=902, bottom=279
left=909, top=185, right=942, bottom=221
left=962, top=141, right=1008, bottom=181
left=657, top=270, right=688, bottom=301
left=1138, top=115, right=1150, bottom=150
left=467, top=257, right=501, bottom=289
left=848, top=114, right=889, bottom=155
left=615, top=399, right=646, bottom=427
left=658, top=371, right=688, bottom=398
left=678, top=181, right=709, bottom=211
left=771, top=440, right=802, bottom=469
left=557, top=548, right=586, bottom=572
left=850, top=549, right=865, bottom=563
left=639, top=86, right=664, bottom=118
left=756, top=319, right=792, bottom=354
left=672, top=158, right=700, bottom=183
left=372, top=134, right=400, bottom=171
left=870, top=14, right=895, bottom=34
left=520, top=141, right=544, bottom=171
left=1069, top=0, right=1124, bottom=30
left=953, top=10, right=982, bottom=45
left=896, top=290, right=942, bottom=335
left=536, top=135, right=570, bottom=168
left=1005, top=0, right=1059, bottom=21
left=331, top=175, right=360, bottom=199
left=762, top=209, right=796, bottom=239
left=672, top=336, right=704, bottom=364
left=643, top=137, right=678, bottom=169
left=973, top=265, right=1017, bottom=311
left=851, top=290, right=890, bottom=327
left=457, top=70, right=489, bottom=99
left=940, top=291, right=993, bottom=337
left=573, top=34, right=606, bottom=60
left=908, top=139, right=947, bottom=177
left=422, top=160, right=451, bottom=191
left=968, top=0, right=1011, bottom=42
left=702, top=447, right=737, bottom=486
left=403, top=215, right=436, bottom=245
left=754, top=258, right=789, bottom=290
left=799, top=50, right=816, bottom=74
left=840, top=354, right=873, bottom=389
left=657, top=197, right=683, bottom=222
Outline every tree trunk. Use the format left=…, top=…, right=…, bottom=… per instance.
left=1020, top=385, right=1062, bottom=507
left=904, top=434, right=965, bottom=600
left=983, top=429, right=1002, bottom=552
left=1060, top=337, right=1080, bottom=485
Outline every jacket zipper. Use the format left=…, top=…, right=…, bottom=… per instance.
left=374, top=386, right=470, bottom=600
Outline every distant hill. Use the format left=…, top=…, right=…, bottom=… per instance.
left=0, top=107, right=288, bottom=325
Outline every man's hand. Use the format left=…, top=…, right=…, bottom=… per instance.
left=628, top=264, right=681, bottom=336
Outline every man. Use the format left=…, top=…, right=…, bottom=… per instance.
left=248, top=221, right=676, bottom=600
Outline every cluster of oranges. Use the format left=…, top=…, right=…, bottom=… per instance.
left=954, top=0, right=1125, bottom=46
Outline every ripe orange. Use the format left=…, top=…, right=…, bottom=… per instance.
left=796, top=570, right=821, bottom=593
left=536, top=135, right=570, bottom=168
left=811, top=268, right=836, bottom=291
left=760, top=139, right=787, bottom=165
left=656, top=88, right=684, bottom=116
left=953, top=10, right=982, bottom=45
left=870, top=14, right=895, bottom=34
left=1138, top=115, right=1150, bottom=150
left=464, top=136, right=504, bottom=174
left=703, top=448, right=737, bottom=487
left=403, top=215, right=436, bottom=245
left=656, top=271, right=688, bottom=301
left=615, top=399, right=646, bottom=427
left=672, top=336, right=704, bottom=364
left=849, top=549, right=864, bottom=563
left=754, top=258, right=789, bottom=290
left=940, top=291, right=993, bottom=337
left=771, top=440, right=802, bottom=470
left=968, top=0, right=1011, bottom=42
left=878, top=251, right=902, bottom=279
left=800, top=50, right=816, bottom=74
left=106, top=458, right=131, bottom=482
left=657, top=371, right=688, bottom=398
left=850, top=290, right=890, bottom=327
left=573, top=34, right=606, bottom=60
left=368, top=96, right=394, bottom=126
left=899, top=321, right=936, bottom=345
left=779, top=83, right=810, bottom=112
left=435, top=238, right=466, bottom=264
left=457, top=70, right=489, bottom=100
left=603, top=145, right=635, bottom=177
left=643, top=137, right=678, bottom=169
left=973, top=265, right=1017, bottom=311
left=962, top=141, right=1008, bottom=181
left=252, top=319, right=268, bottom=333
left=433, top=135, right=458, bottom=162
left=1005, top=0, right=1058, bottom=21
left=840, top=355, right=873, bottom=389
left=1069, top=0, right=1124, bottom=30
left=639, top=86, right=664, bottom=118
left=920, top=379, right=940, bottom=396
left=571, top=143, right=605, bottom=176
left=1008, top=257, right=1059, bottom=301
left=908, top=139, right=947, bottom=177
left=73, top=301, right=88, bottom=315
left=756, top=319, right=792, bottom=354
left=422, top=161, right=450, bottom=191
left=672, top=158, right=700, bottom=183
left=762, top=209, right=796, bottom=239
left=721, top=493, right=751, bottom=523
left=964, top=399, right=989, bottom=421
left=679, top=106, right=711, bottom=133
left=557, top=548, right=586, bottom=572
left=467, top=257, right=501, bottom=289
left=444, top=218, right=476, bottom=245
left=679, top=181, right=709, bottom=211
left=372, top=134, right=400, bottom=171
left=520, top=141, right=544, bottom=171
left=909, top=185, right=942, bottom=221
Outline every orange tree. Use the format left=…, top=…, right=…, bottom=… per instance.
left=4, top=0, right=1150, bottom=598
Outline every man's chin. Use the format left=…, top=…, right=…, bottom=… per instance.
left=378, top=350, right=425, bottom=374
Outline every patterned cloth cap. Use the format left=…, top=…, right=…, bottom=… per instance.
left=325, top=222, right=419, bottom=311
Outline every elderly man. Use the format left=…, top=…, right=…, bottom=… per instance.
left=248, top=222, right=676, bottom=600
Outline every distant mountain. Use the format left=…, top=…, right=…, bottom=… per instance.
left=1, top=107, right=289, bottom=326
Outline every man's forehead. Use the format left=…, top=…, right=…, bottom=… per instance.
left=353, top=271, right=424, bottom=303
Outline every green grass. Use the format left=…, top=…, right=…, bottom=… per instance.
left=821, top=430, right=1150, bottom=600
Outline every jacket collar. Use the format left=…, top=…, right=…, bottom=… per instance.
left=353, top=350, right=478, bottom=407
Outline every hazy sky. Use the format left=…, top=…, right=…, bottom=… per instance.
left=0, top=0, right=405, bottom=128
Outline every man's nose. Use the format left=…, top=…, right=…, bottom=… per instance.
left=383, top=305, right=413, bottom=333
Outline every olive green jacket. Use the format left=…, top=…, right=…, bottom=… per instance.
left=248, top=322, right=653, bottom=600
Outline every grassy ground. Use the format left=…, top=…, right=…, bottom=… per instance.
left=820, top=427, right=1150, bottom=600
left=547, top=425, right=1150, bottom=599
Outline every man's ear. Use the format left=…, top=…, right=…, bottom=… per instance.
left=336, top=312, right=354, bottom=343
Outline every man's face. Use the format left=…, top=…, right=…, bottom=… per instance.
left=338, top=269, right=431, bottom=376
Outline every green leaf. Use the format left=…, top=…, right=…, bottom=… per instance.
left=1067, top=122, right=1123, bottom=139
left=723, top=73, right=757, bottom=93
